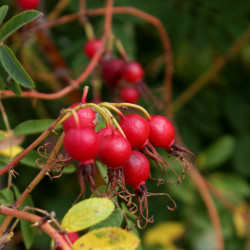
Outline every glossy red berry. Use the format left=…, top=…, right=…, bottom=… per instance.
left=119, top=114, right=149, bottom=149
left=18, top=0, right=40, bottom=9
left=56, top=232, right=79, bottom=250
left=97, top=127, right=121, bottom=141
left=120, top=87, right=139, bottom=103
left=101, top=59, right=124, bottom=85
left=98, top=134, right=131, bottom=169
left=121, top=61, right=144, bottom=83
left=148, top=115, right=175, bottom=149
left=122, top=151, right=150, bottom=188
left=63, top=128, right=99, bottom=162
left=83, top=39, right=102, bottom=59
left=63, top=103, right=96, bottom=132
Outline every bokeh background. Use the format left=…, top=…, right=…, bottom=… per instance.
left=0, top=0, right=249, bottom=249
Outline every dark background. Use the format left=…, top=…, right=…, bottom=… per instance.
left=0, top=0, right=249, bottom=249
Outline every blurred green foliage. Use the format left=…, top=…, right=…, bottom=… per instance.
left=0, top=0, right=249, bottom=249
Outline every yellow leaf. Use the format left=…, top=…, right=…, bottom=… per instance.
left=143, top=222, right=185, bottom=247
left=0, top=130, right=24, bottom=157
left=233, top=203, right=248, bottom=237
left=73, top=227, right=140, bottom=250
left=0, top=145, right=23, bottom=157
left=61, top=198, right=115, bottom=232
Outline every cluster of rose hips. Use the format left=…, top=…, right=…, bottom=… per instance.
left=61, top=87, right=194, bottom=228
left=15, top=0, right=148, bottom=105
left=83, top=39, right=145, bottom=104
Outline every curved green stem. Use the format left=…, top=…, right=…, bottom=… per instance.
left=102, top=107, right=126, bottom=138
left=109, top=102, right=151, bottom=120
left=85, top=103, right=110, bottom=126
left=84, top=22, right=95, bottom=40
left=70, top=109, right=80, bottom=127
left=99, top=102, right=124, bottom=118
left=101, top=107, right=114, bottom=130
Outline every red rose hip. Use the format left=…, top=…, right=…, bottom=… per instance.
left=101, top=59, right=124, bottom=85
left=122, top=151, right=150, bottom=187
left=121, top=61, right=144, bottom=83
left=83, top=39, right=102, bottom=59
left=63, top=127, right=99, bottom=162
left=148, top=115, right=175, bottom=149
left=97, top=127, right=121, bottom=142
left=120, top=87, right=139, bottom=103
left=119, top=113, right=149, bottom=149
left=18, top=0, right=40, bottom=9
left=98, top=134, right=131, bottom=169
left=63, top=103, right=96, bottom=132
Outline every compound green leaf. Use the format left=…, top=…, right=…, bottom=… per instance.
left=0, top=10, right=41, bottom=42
left=0, top=5, right=8, bottom=25
left=198, top=135, right=235, bottom=169
left=0, top=44, right=34, bottom=88
left=73, top=227, right=140, bottom=250
left=14, top=119, right=59, bottom=136
left=61, top=198, right=114, bottom=232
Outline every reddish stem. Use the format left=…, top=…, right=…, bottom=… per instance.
left=3, top=6, right=172, bottom=111
left=189, top=168, right=224, bottom=250
left=0, top=206, right=71, bottom=250
left=81, top=86, right=89, bottom=104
